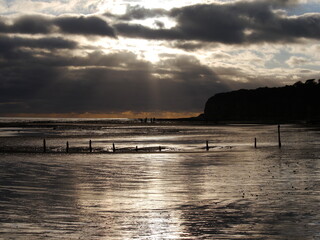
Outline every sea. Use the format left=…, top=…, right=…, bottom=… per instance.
left=0, top=118, right=320, bottom=239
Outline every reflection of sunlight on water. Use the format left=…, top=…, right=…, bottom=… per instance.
left=72, top=153, right=188, bottom=239
left=1, top=124, right=297, bottom=153
left=1, top=125, right=320, bottom=239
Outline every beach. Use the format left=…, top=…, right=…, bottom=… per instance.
left=1, top=119, right=320, bottom=239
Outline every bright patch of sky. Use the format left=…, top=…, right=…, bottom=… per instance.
left=286, top=0, right=320, bottom=15
left=0, top=0, right=105, bottom=15
left=1, top=0, right=318, bottom=18
left=0, top=0, right=246, bottom=15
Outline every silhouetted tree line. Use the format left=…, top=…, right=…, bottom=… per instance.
left=204, top=79, right=320, bottom=122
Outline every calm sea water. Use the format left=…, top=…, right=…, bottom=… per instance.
left=0, top=119, right=320, bottom=239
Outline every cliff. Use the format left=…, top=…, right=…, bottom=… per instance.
left=204, top=79, right=320, bottom=122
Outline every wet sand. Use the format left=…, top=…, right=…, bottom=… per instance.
left=1, top=122, right=320, bottom=239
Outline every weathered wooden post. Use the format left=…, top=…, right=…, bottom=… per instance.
left=278, top=125, right=281, bottom=148
left=136, top=146, right=138, bottom=152
left=89, top=140, right=92, bottom=153
left=113, top=143, right=116, bottom=152
left=159, top=146, right=161, bottom=152
left=254, top=138, right=257, bottom=148
left=66, top=141, right=69, bottom=153
left=206, top=140, right=209, bottom=151
left=43, top=139, right=46, bottom=153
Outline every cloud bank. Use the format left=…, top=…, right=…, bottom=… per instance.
left=113, top=2, right=320, bottom=44
left=0, top=0, right=319, bottom=117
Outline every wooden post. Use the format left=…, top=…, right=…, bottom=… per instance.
left=206, top=140, right=209, bottom=151
left=136, top=146, right=138, bottom=152
left=66, top=141, right=69, bottom=153
left=278, top=125, right=281, bottom=148
left=159, top=146, right=161, bottom=152
left=254, top=138, right=257, bottom=148
left=113, top=143, right=116, bottom=152
left=43, top=139, right=46, bottom=153
left=89, top=140, right=92, bottom=153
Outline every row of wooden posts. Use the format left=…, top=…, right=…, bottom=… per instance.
left=42, top=139, right=163, bottom=153
left=41, top=125, right=282, bottom=153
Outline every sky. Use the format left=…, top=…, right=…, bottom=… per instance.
left=0, top=0, right=320, bottom=118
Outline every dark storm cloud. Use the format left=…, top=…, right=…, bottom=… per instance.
left=0, top=51, right=149, bottom=113
left=11, top=15, right=52, bottom=34
left=0, top=18, right=6, bottom=31
left=54, top=16, right=116, bottom=36
left=0, top=36, right=77, bottom=50
left=0, top=36, right=77, bottom=60
left=170, top=3, right=246, bottom=43
left=0, top=15, right=115, bottom=37
left=0, top=50, right=229, bottom=114
left=113, top=1, right=320, bottom=44
left=2, top=1, right=318, bottom=43
left=248, top=13, right=320, bottom=42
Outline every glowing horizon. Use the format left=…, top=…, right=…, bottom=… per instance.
left=0, top=111, right=201, bottom=119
